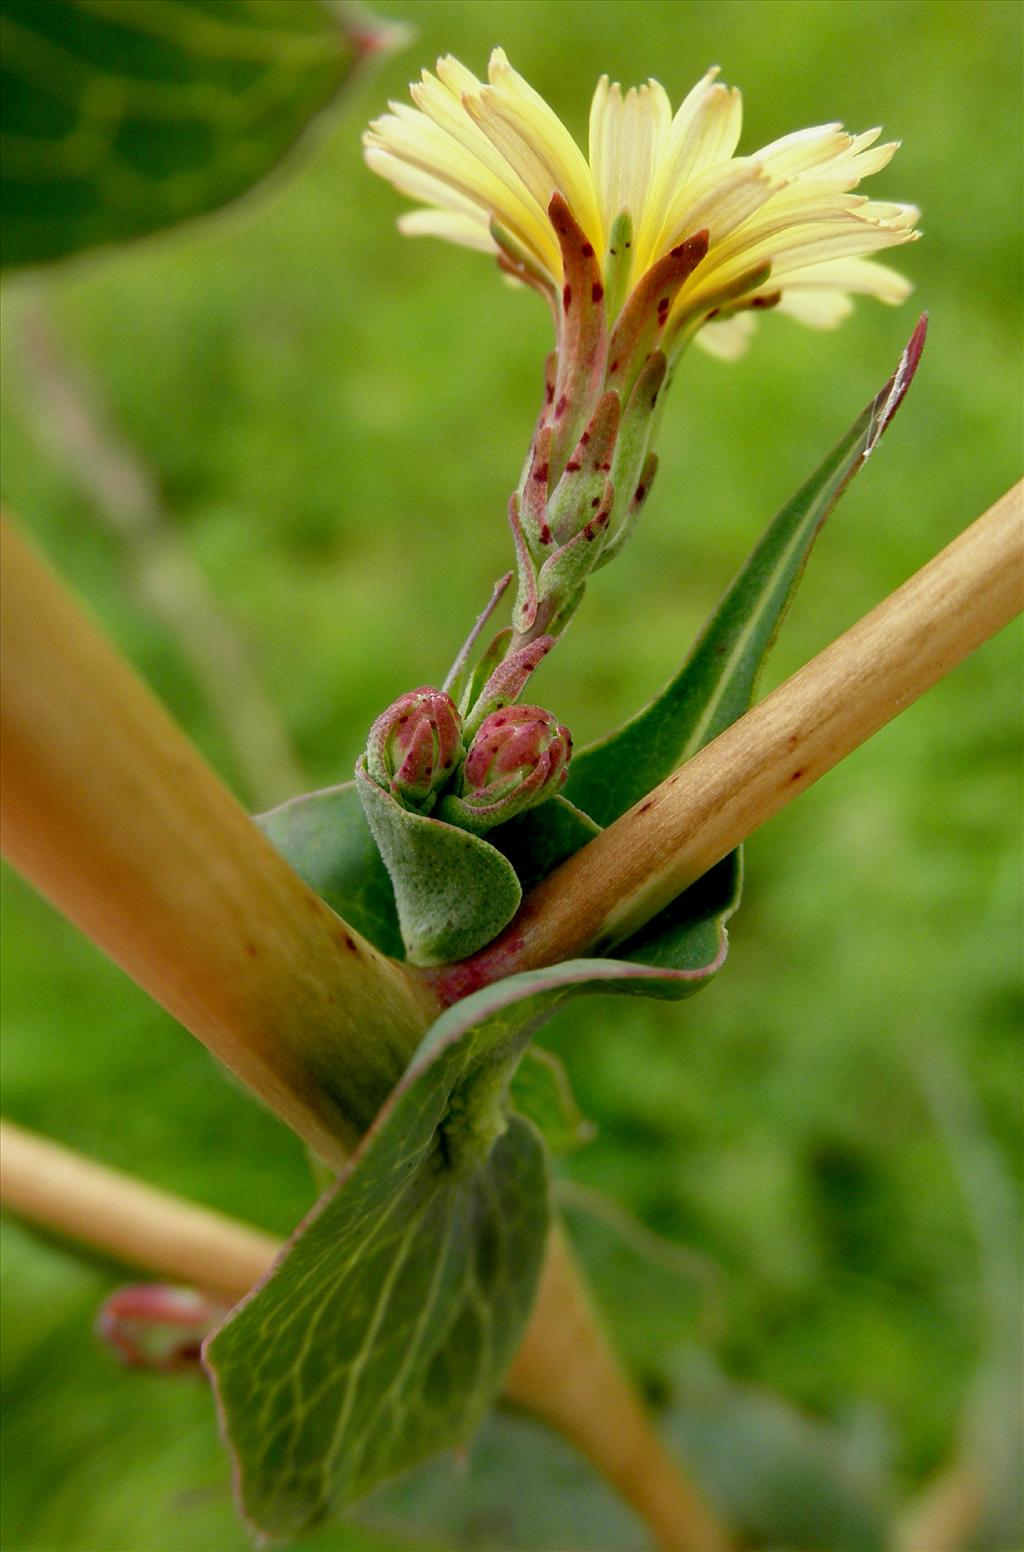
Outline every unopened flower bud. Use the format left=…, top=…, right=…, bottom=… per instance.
left=365, top=687, right=463, bottom=813
left=440, top=704, right=571, bottom=834
left=97, top=1284, right=228, bottom=1373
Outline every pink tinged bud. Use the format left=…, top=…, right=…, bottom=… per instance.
left=97, top=1284, right=228, bottom=1373
left=462, top=635, right=554, bottom=740
left=457, top=705, right=572, bottom=828
left=365, top=687, right=463, bottom=813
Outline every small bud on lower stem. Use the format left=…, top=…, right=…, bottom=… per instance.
left=97, top=1284, right=228, bottom=1372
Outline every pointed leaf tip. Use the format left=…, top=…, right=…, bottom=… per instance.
left=864, top=313, right=928, bottom=456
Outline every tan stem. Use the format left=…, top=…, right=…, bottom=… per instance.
left=0, top=1119, right=727, bottom=1552
left=0, top=1120, right=279, bottom=1303
left=506, top=1230, right=730, bottom=1552
left=436, top=482, right=1024, bottom=997
left=0, top=518, right=725, bottom=1549
left=895, top=1465, right=984, bottom=1552
left=0, top=517, right=435, bottom=1162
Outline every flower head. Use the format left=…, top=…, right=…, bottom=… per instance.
left=365, top=50, right=919, bottom=359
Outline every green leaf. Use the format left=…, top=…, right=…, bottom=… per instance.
left=206, top=953, right=732, bottom=1537
left=256, top=780, right=403, bottom=958
left=365, top=1407, right=649, bottom=1550
left=564, top=319, right=928, bottom=826
left=0, top=0, right=405, bottom=271
left=356, top=760, right=524, bottom=966
left=258, top=769, right=733, bottom=994
left=615, top=851, right=740, bottom=995
left=510, top=1045, right=595, bottom=1155
left=491, top=793, right=600, bottom=890
left=662, top=1349, right=892, bottom=1550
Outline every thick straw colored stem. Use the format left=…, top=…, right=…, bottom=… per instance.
left=506, top=1229, right=730, bottom=1551
left=0, top=518, right=434, bottom=1162
left=0, top=1120, right=727, bottom=1552
left=0, top=1120, right=279, bottom=1302
left=436, top=482, right=1023, bottom=999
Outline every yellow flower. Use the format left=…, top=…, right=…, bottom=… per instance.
left=365, top=50, right=919, bottom=358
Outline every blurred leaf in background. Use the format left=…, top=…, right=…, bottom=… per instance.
left=1, top=1, right=1021, bottom=1549
left=0, top=0, right=405, bottom=270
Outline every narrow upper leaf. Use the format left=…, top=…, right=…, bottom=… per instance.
left=564, top=319, right=928, bottom=826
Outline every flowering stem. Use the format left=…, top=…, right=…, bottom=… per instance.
left=432, top=481, right=1024, bottom=1000
left=0, top=1119, right=731, bottom=1552
left=0, top=516, right=728, bottom=1550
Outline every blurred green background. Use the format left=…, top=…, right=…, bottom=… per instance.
left=1, top=2, right=1021, bottom=1548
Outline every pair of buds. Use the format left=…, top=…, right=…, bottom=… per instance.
left=366, top=686, right=571, bottom=835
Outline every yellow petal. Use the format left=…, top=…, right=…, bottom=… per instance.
left=589, top=76, right=671, bottom=241
left=755, top=122, right=850, bottom=177
left=774, top=255, right=914, bottom=303
left=397, top=209, right=497, bottom=253
left=694, top=312, right=758, bottom=359
left=464, top=49, right=602, bottom=244
left=411, top=64, right=557, bottom=270
left=364, top=145, right=485, bottom=222
left=363, top=51, right=918, bottom=357
left=365, top=106, right=558, bottom=272
left=764, top=222, right=919, bottom=278
left=657, top=158, right=776, bottom=251
left=638, top=79, right=744, bottom=266
left=774, top=288, right=854, bottom=327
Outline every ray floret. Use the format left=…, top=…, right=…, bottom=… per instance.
left=364, top=48, right=919, bottom=358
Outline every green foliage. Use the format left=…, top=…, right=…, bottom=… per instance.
left=0, top=0, right=384, bottom=270
left=208, top=1073, right=547, bottom=1533
left=663, top=1349, right=891, bottom=1549
left=565, top=318, right=926, bottom=826
left=366, top=1405, right=649, bottom=1550
left=492, top=793, right=600, bottom=889
left=1, top=1, right=1021, bottom=1548
left=257, top=780, right=403, bottom=957
left=355, top=759, right=524, bottom=964
left=207, top=954, right=736, bottom=1534
left=510, top=1045, right=595, bottom=1155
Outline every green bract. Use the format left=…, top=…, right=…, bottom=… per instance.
left=355, top=758, right=524, bottom=966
